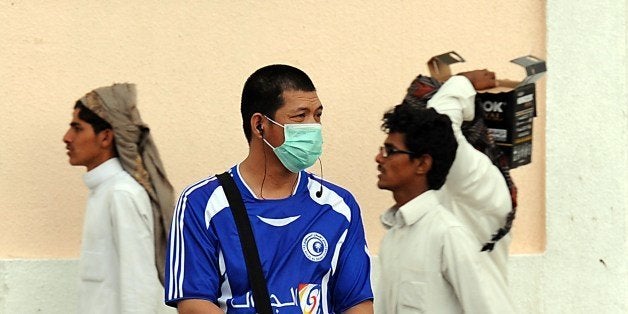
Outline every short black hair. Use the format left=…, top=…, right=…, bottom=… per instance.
left=381, top=105, right=458, bottom=190
left=240, top=64, right=316, bottom=143
left=74, top=101, right=113, bottom=134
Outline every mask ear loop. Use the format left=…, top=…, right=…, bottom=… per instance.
left=258, top=115, right=300, bottom=199
left=259, top=122, right=267, bottom=200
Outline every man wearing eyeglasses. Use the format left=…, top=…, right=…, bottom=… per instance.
left=374, top=72, right=515, bottom=313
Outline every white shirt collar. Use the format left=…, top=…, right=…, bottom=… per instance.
left=83, top=158, right=123, bottom=190
left=381, top=190, right=439, bottom=228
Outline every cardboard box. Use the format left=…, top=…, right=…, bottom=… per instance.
left=427, top=52, right=546, bottom=168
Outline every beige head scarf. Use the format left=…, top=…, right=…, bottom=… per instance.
left=80, top=83, right=174, bottom=285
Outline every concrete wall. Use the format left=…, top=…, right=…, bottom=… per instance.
left=514, top=0, right=627, bottom=312
left=508, top=0, right=628, bottom=312
left=1, top=1, right=626, bottom=313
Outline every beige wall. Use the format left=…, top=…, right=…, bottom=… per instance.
left=0, top=1, right=545, bottom=258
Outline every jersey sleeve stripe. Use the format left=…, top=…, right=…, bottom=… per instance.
left=307, top=177, right=352, bottom=223
left=167, top=183, right=187, bottom=300
left=167, top=177, right=212, bottom=301
left=204, top=185, right=229, bottom=229
left=321, top=269, right=331, bottom=314
left=330, top=230, right=348, bottom=276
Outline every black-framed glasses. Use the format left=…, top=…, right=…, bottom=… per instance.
left=379, top=145, right=415, bottom=158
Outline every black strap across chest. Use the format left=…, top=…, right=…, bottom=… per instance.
left=216, top=172, right=273, bottom=314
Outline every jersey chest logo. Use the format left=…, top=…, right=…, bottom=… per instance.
left=301, top=232, right=328, bottom=262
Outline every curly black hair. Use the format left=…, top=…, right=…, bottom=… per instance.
left=381, top=105, right=457, bottom=190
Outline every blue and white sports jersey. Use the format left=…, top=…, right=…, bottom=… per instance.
left=166, top=165, right=373, bottom=313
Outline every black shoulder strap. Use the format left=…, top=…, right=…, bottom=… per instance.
left=216, top=172, right=273, bottom=314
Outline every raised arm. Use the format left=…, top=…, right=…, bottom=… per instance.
left=427, top=74, right=511, bottom=214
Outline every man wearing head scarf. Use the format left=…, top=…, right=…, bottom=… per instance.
left=63, top=83, right=175, bottom=313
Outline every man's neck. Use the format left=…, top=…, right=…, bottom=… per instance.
left=240, top=153, right=299, bottom=199
left=85, top=155, right=117, bottom=172
left=393, top=185, right=429, bottom=208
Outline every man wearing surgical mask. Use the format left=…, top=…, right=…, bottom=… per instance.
left=165, top=64, right=374, bottom=314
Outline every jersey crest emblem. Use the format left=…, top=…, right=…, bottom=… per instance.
left=301, top=232, right=328, bottom=262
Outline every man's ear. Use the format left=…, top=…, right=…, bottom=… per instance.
left=99, top=129, right=115, bottom=150
left=251, top=113, right=265, bottom=138
left=415, top=154, right=433, bottom=175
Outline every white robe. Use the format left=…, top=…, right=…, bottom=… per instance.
left=79, top=158, right=165, bottom=313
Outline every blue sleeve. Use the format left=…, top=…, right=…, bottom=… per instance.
left=331, top=194, right=374, bottom=312
left=165, top=181, right=221, bottom=307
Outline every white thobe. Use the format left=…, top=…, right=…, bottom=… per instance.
left=79, top=158, right=164, bottom=313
